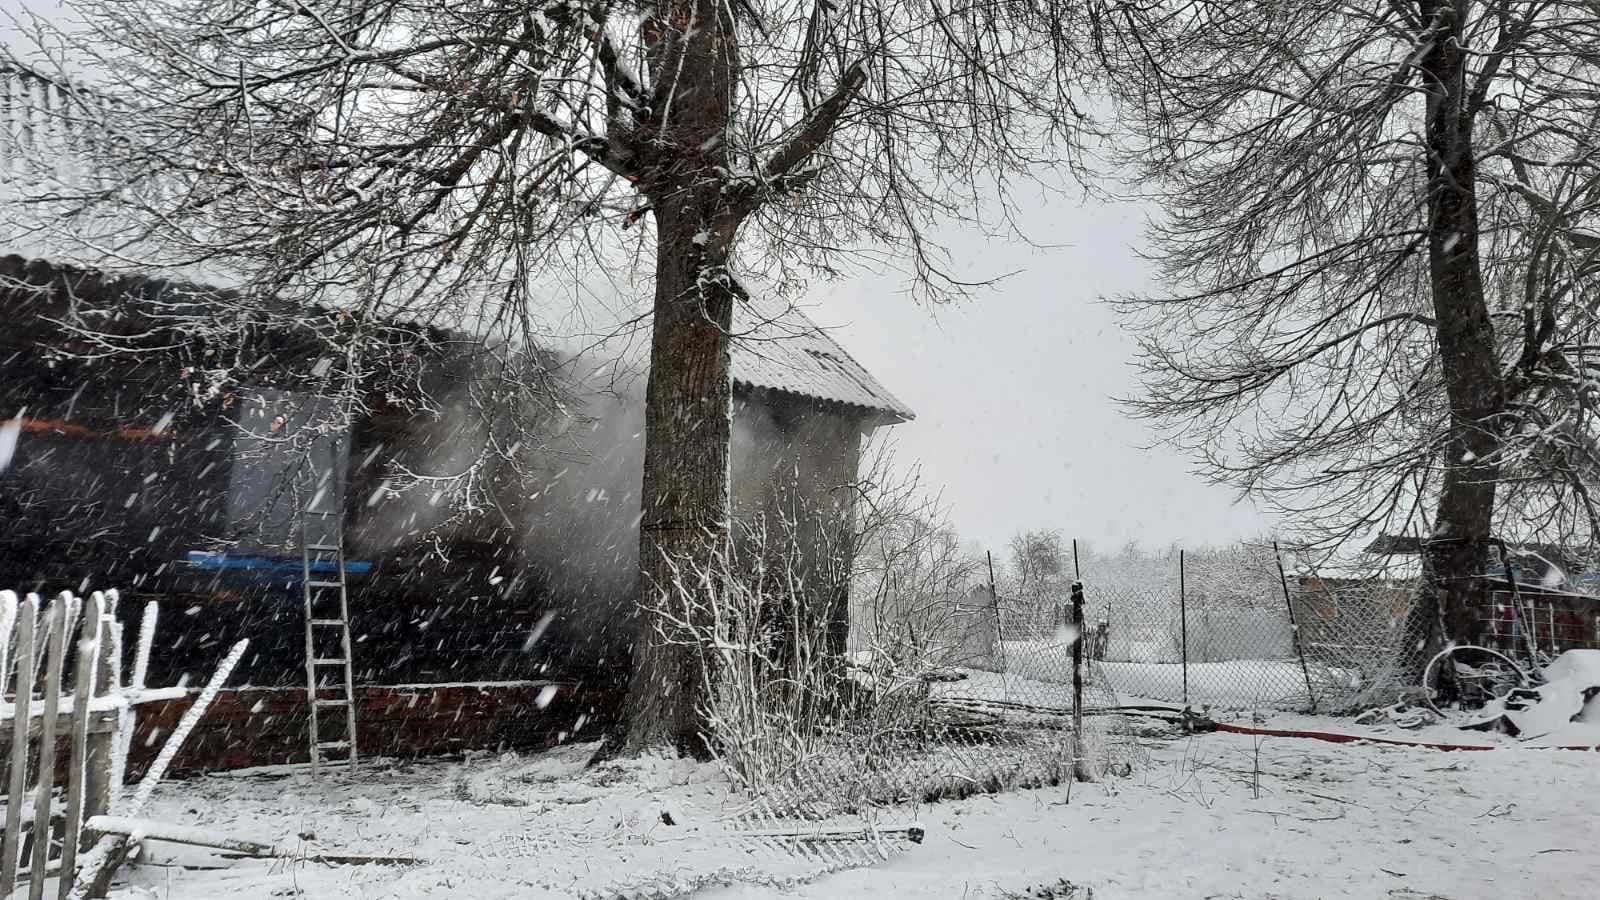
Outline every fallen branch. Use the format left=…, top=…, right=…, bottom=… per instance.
left=83, top=816, right=421, bottom=867
left=85, top=816, right=286, bottom=858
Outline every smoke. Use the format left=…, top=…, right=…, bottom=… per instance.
left=515, top=359, right=806, bottom=665
left=349, top=388, right=500, bottom=552
left=341, top=345, right=802, bottom=673
left=517, top=358, right=648, bottom=664
left=728, top=393, right=787, bottom=522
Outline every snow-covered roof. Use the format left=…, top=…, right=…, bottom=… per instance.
left=731, top=292, right=914, bottom=423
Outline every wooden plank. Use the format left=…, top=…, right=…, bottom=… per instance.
left=59, top=593, right=104, bottom=899
left=1, top=590, right=16, bottom=698
left=2, top=595, right=38, bottom=891
left=1, top=710, right=121, bottom=741
left=83, top=814, right=280, bottom=857
left=90, top=615, right=123, bottom=818
left=129, top=602, right=157, bottom=693
left=29, top=595, right=71, bottom=900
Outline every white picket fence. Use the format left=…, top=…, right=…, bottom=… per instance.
left=1, top=589, right=187, bottom=899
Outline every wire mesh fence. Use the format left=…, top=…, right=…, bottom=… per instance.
left=892, top=542, right=1430, bottom=717
left=693, top=526, right=1434, bottom=819
left=733, top=583, right=1144, bottom=819
left=1293, top=573, right=1427, bottom=710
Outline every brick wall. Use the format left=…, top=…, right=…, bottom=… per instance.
left=124, top=681, right=620, bottom=777
left=1474, top=589, right=1600, bottom=656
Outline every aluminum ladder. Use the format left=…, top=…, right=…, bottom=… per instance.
left=300, top=494, right=358, bottom=776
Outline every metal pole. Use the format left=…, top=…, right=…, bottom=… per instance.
left=1070, top=539, right=1082, bottom=634
left=987, top=551, right=1006, bottom=673
left=1070, top=580, right=1088, bottom=781
left=1179, top=549, right=1188, bottom=708
left=1494, top=539, right=1540, bottom=666
left=1274, top=542, right=1318, bottom=714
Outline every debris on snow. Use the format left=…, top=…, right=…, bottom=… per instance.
left=1467, top=650, right=1600, bottom=741
left=94, top=730, right=1600, bottom=900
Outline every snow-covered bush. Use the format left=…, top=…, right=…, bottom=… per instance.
left=640, top=449, right=1109, bottom=814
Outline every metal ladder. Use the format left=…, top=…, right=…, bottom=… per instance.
left=301, top=491, right=358, bottom=776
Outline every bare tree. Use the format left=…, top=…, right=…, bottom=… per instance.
left=1095, top=1, right=1600, bottom=651
left=4, top=0, right=1098, bottom=753
left=849, top=443, right=987, bottom=668
left=1004, top=528, right=1068, bottom=629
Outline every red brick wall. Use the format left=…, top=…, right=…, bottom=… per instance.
left=125, top=681, right=619, bottom=777
left=1475, top=590, right=1600, bottom=656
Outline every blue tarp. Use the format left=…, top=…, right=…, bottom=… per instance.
left=184, top=550, right=372, bottom=578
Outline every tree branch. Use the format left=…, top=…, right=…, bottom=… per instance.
left=730, top=59, right=868, bottom=208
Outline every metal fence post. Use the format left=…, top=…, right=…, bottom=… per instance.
left=1179, top=549, right=1189, bottom=708
left=1274, top=542, right=1318, bottom=714
left=1494, top=539, right=1540, bottom=666
left=1070, top=580, right=1088, bottom=781
left=986, top=551, right=1006, bottom=673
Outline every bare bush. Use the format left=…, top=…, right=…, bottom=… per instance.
left=848, top=444, right=989, bottom=673
left=638, top=449, right=1138, bottom=814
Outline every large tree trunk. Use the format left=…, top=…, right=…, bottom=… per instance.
left=613, top=0, right=746, bottom=757
left=1418, top=0, right=1504, bottom=653
left=621, top=203, right=742, bottom=757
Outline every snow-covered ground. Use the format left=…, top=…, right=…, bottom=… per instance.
left=1251, top=648, right=1600, bottom=750
left=720, top=729, right=1600, bottom=899
left=95, top=726, right=1600, bottom=899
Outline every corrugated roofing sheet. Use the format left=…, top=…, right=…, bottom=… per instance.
left=731, top=292, right=914, bottom=422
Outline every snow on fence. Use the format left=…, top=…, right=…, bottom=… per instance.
left=920, top=546, right=1422, bottom=714
left=1, top=588, right=244, bottom=899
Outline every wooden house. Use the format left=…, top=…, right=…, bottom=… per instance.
left=1, top=63, right=914, bottom=770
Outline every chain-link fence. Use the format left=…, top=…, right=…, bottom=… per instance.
left=697, top=524, right=1433, bottom=817
left=1293, top=573, right=1426, bottom=710
left=728, top=582, right=1146, bottom=818
left=884, top=543, right=1429, bottom=717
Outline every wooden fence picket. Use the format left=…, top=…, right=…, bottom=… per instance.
left=86, top=600, right=120, bottom=827
left=56, top=592, right=103, bottom=900
left=3, top=593, right=38, bottom=892
left=5, top=589, right=210, bottom=899
left=27, top=596, right=70, bottom=900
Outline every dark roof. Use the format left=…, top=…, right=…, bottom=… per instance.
left=1365, top=534, right=1600, bottom=595
left=3, top=63, right=913, bottom=425
left=730, top=292, right=914, bottom=423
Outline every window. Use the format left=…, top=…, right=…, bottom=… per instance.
left=225, top=389, right=348, bottom=553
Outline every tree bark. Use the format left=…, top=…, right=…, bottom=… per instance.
left=609, top=0, right=873, bottom=754
left=616, top=0, right=747, bottom=756
left=1418, top=0, right=1503, bottom=650
left=621, top=198, right=745, bottom=756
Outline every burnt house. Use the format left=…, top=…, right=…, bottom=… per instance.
left=2, top=65, right=914, bottom=770
left=1364, top=536, right=1600, bottom=657
left=0, top=254, right=913, bottom=769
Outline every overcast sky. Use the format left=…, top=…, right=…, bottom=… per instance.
left=803, top=192, right=1272, bottom=557
left=1, top=2, right=1272, bottom=556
